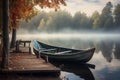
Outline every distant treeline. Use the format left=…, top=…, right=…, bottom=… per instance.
left=19, top=2, right=120, bottom=32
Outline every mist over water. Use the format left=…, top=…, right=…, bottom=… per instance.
left=16, top=32, right=120, bottom=40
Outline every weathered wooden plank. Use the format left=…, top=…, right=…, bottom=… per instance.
left=0, top=47, right=60, bottom=77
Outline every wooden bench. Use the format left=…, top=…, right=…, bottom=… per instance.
left=15, top=40, right=31, bottom=53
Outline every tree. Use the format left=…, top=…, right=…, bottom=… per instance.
left=10, top=28, right=16, bottom=48
left=19, top=11, right=47, bottom=32
left=1, top=0, right=66, bottom=68
left=91, top=11, right=100, bottom=29
left=38, top=19, right=46, bottom=30
left=1, top=0, right=9, bottom=68
left=99, top=2, right=113, bottom=30
left=0, top=1, right=2, bottom=29
left=80, top=13, right=90, bottom=29
left=114, top=4, right=120, bottom=28
left=37, top=10, right=72, bottom=32
left=50, top=10, right=72, bottom=31
left=73, top=12, right=92, bottom=30
left=73, top=12, right=82, bottom=29
left=0, top=0, right=3, bottom=58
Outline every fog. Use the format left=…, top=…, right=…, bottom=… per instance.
left=16, top=32, right=120, bottom=41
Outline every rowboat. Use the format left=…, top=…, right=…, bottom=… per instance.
left=33, top=40, right=95, bottom=63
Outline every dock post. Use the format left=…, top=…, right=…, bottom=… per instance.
left=38, top=51, right=41, bottom=58
left=29, top=47, right=31, bottom=54
left=45, top=55, right=49, bottom=63
left=24, top=42, right=26, bottom=47
left=29, top=43, right=31, bottom=54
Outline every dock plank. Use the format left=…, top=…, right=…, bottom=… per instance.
left=10, top=53, right=59, bottom=70
left=1, top=49, right=60, bottom=77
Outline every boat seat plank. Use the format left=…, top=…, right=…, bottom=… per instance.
left=41, top=48, right=56, bottom=52
left=55, top=50, right=71, bottom=54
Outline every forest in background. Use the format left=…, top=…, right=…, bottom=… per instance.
left=18, top=2, right=120, bottom=33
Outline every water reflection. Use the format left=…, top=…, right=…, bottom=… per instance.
left=96, top=40, right=114, bottom=62
left=94, top=39, right=120, bottom=62
left=90, top=53, right=120, bottom=80
left=51, top=62, right=95, bottom=80
left=114, top=41, right=120, bottom=59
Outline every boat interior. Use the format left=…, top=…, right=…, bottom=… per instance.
left=33, top=40, right=83, bottom=54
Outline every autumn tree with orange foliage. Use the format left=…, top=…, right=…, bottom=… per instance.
left=1, top=0, right=66, bottom=68
left=9, top=0, right=66, bottom=48
left=9, top=0, right=66, bottom=29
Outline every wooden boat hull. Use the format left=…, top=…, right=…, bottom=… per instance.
left=33, top=40, right=95, bottom=63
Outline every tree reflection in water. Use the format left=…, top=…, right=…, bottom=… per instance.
left=99, top=40, right=113, bottom=62
left=114, top=40, right=120, bottom=59
left=95, top=38, right=120, bottom=62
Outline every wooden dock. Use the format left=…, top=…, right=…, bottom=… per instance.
left=0, top=45, right=60, bottom=77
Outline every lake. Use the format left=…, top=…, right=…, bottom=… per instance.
left=17, top=33, right=120, bottom=80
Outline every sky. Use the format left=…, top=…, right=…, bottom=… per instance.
left=37, top=0, right=120, bottom=16
left=60, top=0, right=120, bottom=16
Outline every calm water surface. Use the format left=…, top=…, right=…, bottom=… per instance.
left=17, top=34, right=120, bottom=80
